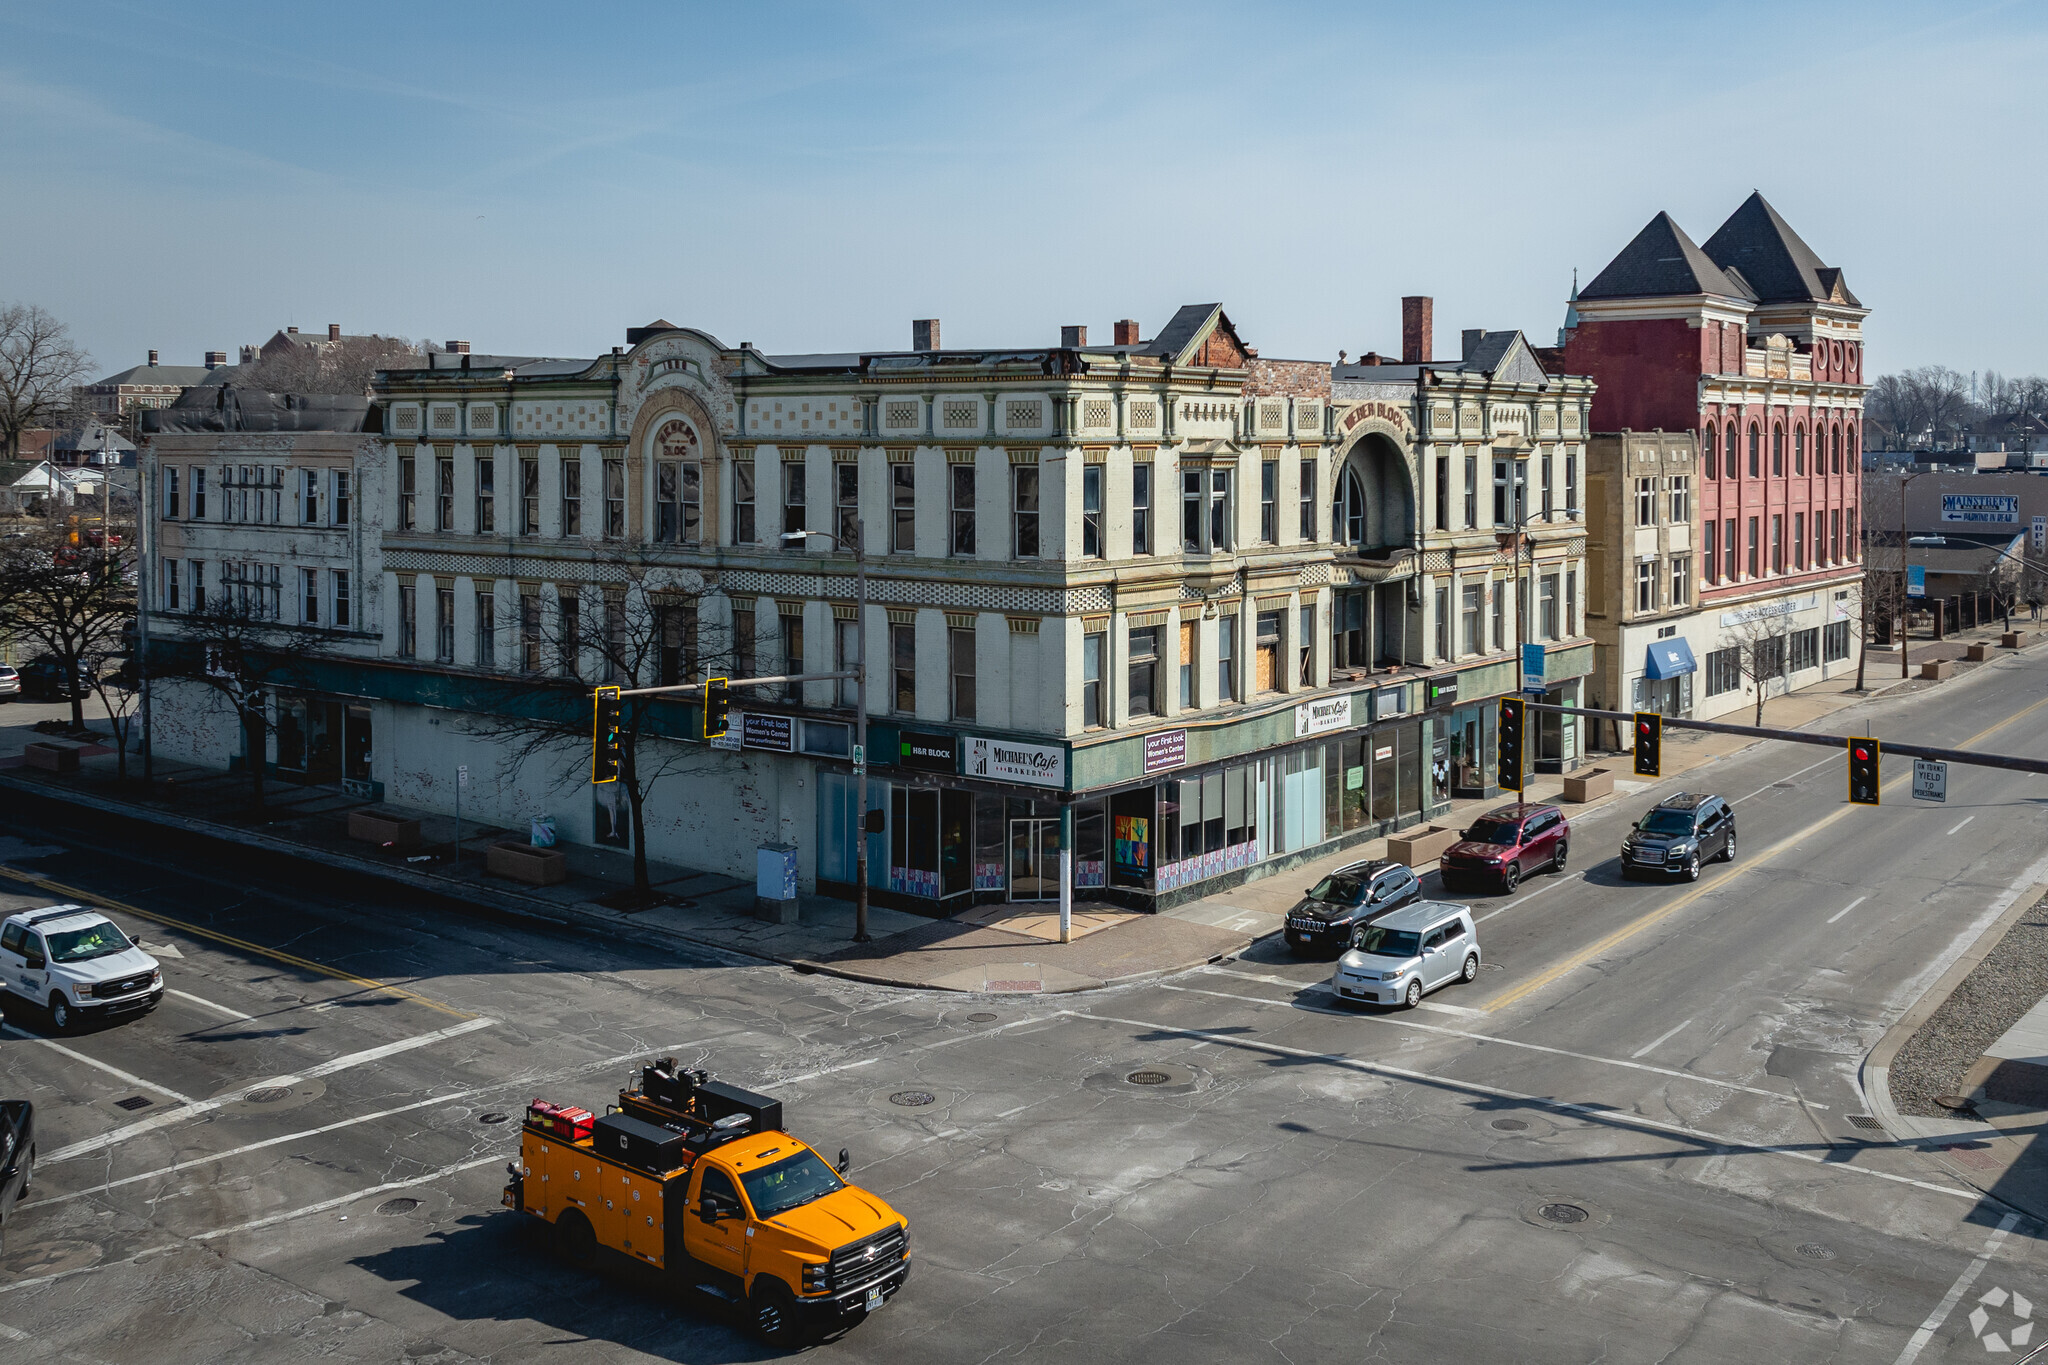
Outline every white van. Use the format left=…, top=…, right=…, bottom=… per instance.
left=1330, top=901, right=1480, bottom=1009
left=0, top=906, right=162, bottom=1032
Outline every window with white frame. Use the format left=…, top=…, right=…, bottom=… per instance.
left=302, top=567, right=320, bottom=624
left=1668, top=475, right=1689, bottom=526
left=334, top=569, right=351, bottom=629
left=1670, top=555, right=1691, bottom=606
left=1635, top=477, right=1656, bottom=527
left=1635, top=559, right=1656, bottom=613
left=302, top=469, right=320, bottom=524
left=333, top=469, right=350, bottom=526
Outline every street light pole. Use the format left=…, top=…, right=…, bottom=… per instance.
left=783, top=523, right=870, bottom=943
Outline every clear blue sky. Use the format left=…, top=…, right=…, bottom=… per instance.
left=3, top=2, right=2041, bottom=383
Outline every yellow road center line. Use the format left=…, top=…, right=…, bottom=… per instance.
left=0, top=867, right=475, bottom=1020
left=1483, top=690, right=2048, bottom=1015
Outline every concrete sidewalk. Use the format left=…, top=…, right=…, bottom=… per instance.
left=0, top=615, right=2029, bottom=995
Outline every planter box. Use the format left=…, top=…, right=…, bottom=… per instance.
left=1387, top=825, right=1460, bottom=868
left=1966, top=643, right=1993, bottom=662
left=22, top=742, right=80, bottom=774
left=1920, top=659, right=1955, bottom=681
left=348, top=810, right=422, bottom=852
left=487, top=841, right=568, bottom=886
left=2005, top=632, right=2029, bottom=649
left=1562, top=767, right=1614, bottom=803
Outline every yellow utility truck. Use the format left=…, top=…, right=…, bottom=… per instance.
left=504, top=1059, right=911, bottom=1342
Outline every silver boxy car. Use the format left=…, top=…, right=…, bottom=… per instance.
left=1329, top=901, right=1481, bottom=1009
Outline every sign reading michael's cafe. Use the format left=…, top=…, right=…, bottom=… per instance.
left=966, top=737, right=1065, bottom=789
left=1294, top=694, right=1355, bottom=738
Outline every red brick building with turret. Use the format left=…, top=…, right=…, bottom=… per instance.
left=1560, top=193, right=1868, bottom=720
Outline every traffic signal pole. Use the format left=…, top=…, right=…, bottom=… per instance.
left=1521, top=700, right=2048, bottom=777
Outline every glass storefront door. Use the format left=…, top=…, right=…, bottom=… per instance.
left=1009, top=819, right=1059, bottom=901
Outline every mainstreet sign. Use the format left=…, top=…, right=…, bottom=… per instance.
left=1912, top=758, right=1948, bottom=803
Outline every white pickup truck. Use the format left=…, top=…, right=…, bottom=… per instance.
left=0, top=905, right=162, bottom=1032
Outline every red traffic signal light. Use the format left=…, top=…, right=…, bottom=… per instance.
left=1633, top=712, right=1662, bottom=777
left=1847, top=736, right=1880, bottom=806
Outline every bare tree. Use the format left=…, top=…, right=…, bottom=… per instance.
left=151, top=589, right=326, bottom=811
left=0, top=304, right=94, bottom=461
left=463, top=565, right=735, bottom=899
left=1720, top=609, right=1793, bottom=727
left=0, top=525, right=134, bottom=729
left=243, top=335, right=429, bottom=397
left=79, top=640, right=141, bottom=781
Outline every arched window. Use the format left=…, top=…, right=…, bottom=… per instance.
left=1771, top=424, right=1784, bottom=476
left=1831, top=425, right=1842, bottom=474
left=1703, top=423, right=1718, bottom=478
left=1748, top=424, right=1760, bottom=478
left=1725, top=421, right=1738, bottom=479
left=1335, top=468, right=1368, bottom=546
left=1794, top=425, right=1805, bottom=475
left=651, top=419, right=702, bottom=544
left=1848, top=425, right=1859, bottom=465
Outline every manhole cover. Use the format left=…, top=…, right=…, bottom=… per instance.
left=1847, top=1114, right=1884, bottom=1131
left=1491, top=1118, right=1529, bottom=1131
left=1127, top=1070, right=1172, bottom=1086
left=889, top=1091, right=936, bottom=1107
left=1539, top=1203, right=1589, bottom=1224
left=479, top=1112, right=510, bottom=1124
left=377, top=1198, right=421, bottom=1216
left=1935, top=1094, right=1978, bottom=1112
left=1797, top=1243, right=1836, bottom=1260
left=246, top=1086, right=294, bottom=1104
left=966, top=1012, right=998, bottom=1023
left=114, top=1095, right=154, bottom=1111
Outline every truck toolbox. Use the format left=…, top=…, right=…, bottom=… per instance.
left=527, top=1100, right=594, bottom=1141
left=592, top=1111, right=687, bottom=1172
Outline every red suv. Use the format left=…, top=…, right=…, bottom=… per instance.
left=1438, top=803, right=1570, bottom=894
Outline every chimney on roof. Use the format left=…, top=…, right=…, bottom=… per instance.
left=147, top=350, right=158, bottom=367
left=1061, top=325, right=1087, bottom=348
left=328, top=323, right=341, bottom=341
left=912, top=319, right=940, bottom=352
left=240, top=344, right=258, bottom=365
left=446, top=340, right=471, bottom=354
left=287, top=326, right=299, bottom=335
left=1114, top=319, right=1140, bottom=346
left=1401, top=296, right=1432, bottom=364
left=1462, top=329, right=1484, bottom=360
left=205, top=351, right=227, bottom=369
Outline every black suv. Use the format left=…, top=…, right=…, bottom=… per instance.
left=0, top=1100, right=32, bottom=1252
left=1621, top=793, right=1736, bottom=882
left=1284, top=860, right=1422, bottom=954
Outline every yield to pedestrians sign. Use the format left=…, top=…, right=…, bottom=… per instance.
left=1912, top=758, right=1947, bottom=803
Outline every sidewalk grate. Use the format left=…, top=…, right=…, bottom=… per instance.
left=113, top=1095, right=153, bottom=1111
left=1846, top=1114, right=1884, bottom=1131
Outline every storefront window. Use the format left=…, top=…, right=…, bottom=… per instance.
left=1369, top=732, right=1397, bottom=822
left=975, top=798, right=1006, bottom=891
left=1324, top=741, right=1344, bottom=840
left=1397, top=722, right=1422, bottom=819
left=1075, top=806, right=1106, bottom=889
left=1340, top=736, right=1370, bottom=831
left=940, top=791, right=972, bottom=898
left=890, top=788, right=941, bottom=898
left=1110, top=789, right=1153, bottom=887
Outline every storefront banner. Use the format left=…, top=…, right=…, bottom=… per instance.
left=1719, top=594, right=1817, bottom=627
left=741, top=712, right=794, bottom=752
left=1143, top=730, right=1187, bottom=773
left=1156, top=840, right=1259, bottom=893
left=966, top=736, right=1066, bottom=788
left=1294, top=694, right=1355, bottom=738
left=1942, top=493, right=2020, bottom=524
left=896, top=730, right=957, bottom=773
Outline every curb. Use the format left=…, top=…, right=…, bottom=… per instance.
left=1861, top=880, right=2048, bottom=1206
left=0, top=773, right=1247, bottom=998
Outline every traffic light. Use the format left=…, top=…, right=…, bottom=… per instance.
left=703, top=677, right=730, bottom=740
left=592, top=685, right=622, bottom=784
left=1848, top=736, right=1881, bottom=806
left=1633, top=711, right=1662, bottom=777
left=1497, top=696, right=1525, bottom=792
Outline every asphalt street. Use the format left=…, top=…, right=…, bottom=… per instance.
left=4, top=648, right=2048, bottom=1362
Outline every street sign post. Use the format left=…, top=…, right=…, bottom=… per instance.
left=1912, top=758, right=1948, bottom=803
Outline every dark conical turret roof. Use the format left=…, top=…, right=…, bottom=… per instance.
left=1701, top=192, right=1860, bottom=307
left=1578, top=211, right=1751, bottom=302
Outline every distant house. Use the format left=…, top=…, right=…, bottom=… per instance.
left=240, top=323, right=378, bottom=367
left=5, top=460, right=106, bottom=513
left=48, top=422, right=138, bottom=468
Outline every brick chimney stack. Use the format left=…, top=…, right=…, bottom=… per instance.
left=445, top=340, right=471, bottom=354
left=912, top=319, right=940, bottom=352
left=147, top=350, right=158, bottom=367
left=1061, top=325, right=1087, bottom=348
left=1401, top=296, right=1432, bottom=364
left=204, top=351, right=227, bottom=369
left=328, top=323, right=341, bottom=341
left=1114, top=319, right=1140, bottom=346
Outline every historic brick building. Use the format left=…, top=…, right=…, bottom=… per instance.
left=1561, top=193, right=1867, bottom=720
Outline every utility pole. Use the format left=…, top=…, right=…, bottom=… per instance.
left=1899, top=469, right=1927, bottom=678
left=138, top=438, right=152, bottom=783
left=780, top=522, right=870, bottom=943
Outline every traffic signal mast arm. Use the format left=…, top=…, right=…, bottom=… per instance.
left=1524, top=701, right=2048, bottom=777
left=612, top=669, right=856, bottom=700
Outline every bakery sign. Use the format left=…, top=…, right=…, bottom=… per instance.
left=1341, top=400, right=1412, bottom=433
left=1294, top=693, right=1356, bottom=738
left=966, top=736, right=1066, bottom=789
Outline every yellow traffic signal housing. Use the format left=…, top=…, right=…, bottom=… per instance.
left=593, top=686, right=622, bottom=783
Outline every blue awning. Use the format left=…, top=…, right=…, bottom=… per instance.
left=1644, top=639, right=1697, bottom=680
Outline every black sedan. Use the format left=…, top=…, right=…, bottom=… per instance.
left=1284, top=860, right=1422, bottom=954
left=16, top=655, right=87, bottom=702
left=0, top=1100, right=32, bottom=1252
